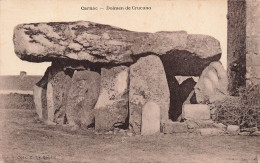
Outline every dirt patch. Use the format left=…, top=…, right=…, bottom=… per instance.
left=0, top=107, right=259, bottom=163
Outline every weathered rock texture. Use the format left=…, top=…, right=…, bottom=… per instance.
left=227, top=125, right=240, bottom=135
left=13, top=20, right=226, bottom=134
left=199, top=128, right=224, bottom=136
left=35, top=68, right=49, bottom=122
left=46, top=66, right=73, bottom=124
left=245, top=0, right=260, bottom=86
left=182, top=104, right=210, bottom=120
left=46, top=77, right=55, bottom=125
left=66, top=70, right=100, bottom=128
left=162, top=121, right=188, bottom=134
left=33, top=85, right=44, bottom=120
left=94, top=66, right=129, bottom=131
left=129, top=55, right=170, bottom=134
left=13, top=21, right=221, bottom=76
left=141, top=102, right=160, bottom=136
left=228, top=0, right=260, bottom=94
left=195, top=61, right=228, bottom=103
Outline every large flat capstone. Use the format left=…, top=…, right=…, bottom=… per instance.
left=13, top=21, right=221, bottom=69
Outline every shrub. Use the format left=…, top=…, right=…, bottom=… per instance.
left=213, top=85, right=260, bottom=129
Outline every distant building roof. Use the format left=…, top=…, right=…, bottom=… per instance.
left=0, top=76, right=42, bottom=91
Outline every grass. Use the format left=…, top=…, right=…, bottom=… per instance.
left=213, top=85, right=260, bottom=129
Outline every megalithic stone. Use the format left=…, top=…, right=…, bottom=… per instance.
left=46, top=65, right=73, bottom=125
left=34, top=67, right=50, bottom=122
left=194, top=61, right=228, bottom=103
left=141, top=101, right=160, bottom=136
left=94, top=66, right=129, bottom=131
left=129, top=55, right=170, bottom=134
left=46, top=80, right=55, bottom=125
left=33, top=85, right=43, bottom=120
left=66, top=70, right=100, bottom=128
left=13, top=21, right=222, bottom=76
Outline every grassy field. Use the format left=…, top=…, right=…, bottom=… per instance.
left=0, top=104, right=259, bottom=163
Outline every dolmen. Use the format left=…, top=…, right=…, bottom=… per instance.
left=13, top=21, right=228, bottom=135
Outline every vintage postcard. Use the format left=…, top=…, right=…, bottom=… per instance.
left=0, top=0, right=259, bottom=162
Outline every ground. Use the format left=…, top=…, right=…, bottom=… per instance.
left=0, top=107, right=259, bottom=163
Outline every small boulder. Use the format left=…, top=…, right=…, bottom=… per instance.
left=199, top=128, right=224, bottom=136
left=162, top=121, right=188, bottom=134
left=227, top=125, right=240, bottom=135
left=213, top=123, right=227, bottom=131
left=141, top=102, right=160, bottom=136
left=251, top=131, right=260, bottom=136
left=182, top=104, right=210, bottom=120
left=239, top=132, right=250, bottom=136
left=186, top=120, right=215, bottom=129
left=186, top=120, right=199, bottom=129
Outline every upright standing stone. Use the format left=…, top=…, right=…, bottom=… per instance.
left=141, top=102, right=160, bottom=136
left=195, top=61, right=228, bottom=103
left=34, top=67, right=49, bottom=122
left=46, top=80, right=55, bottom=125
left=33, top=85, right=43, bottom=120
left=94, top=66, right=129, bottom=131
left=66, top=70, right=100, bottom=128
left=129, top=55, right=170, bottom=134
left=46, top=66, right=73, bottom=125
left=41, top=86, right=48, bottom=121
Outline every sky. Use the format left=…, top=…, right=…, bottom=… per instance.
left=0, top=0, right=227, bottom=75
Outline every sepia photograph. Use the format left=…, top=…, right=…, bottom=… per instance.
left=0, top=0, right=259, bottom=162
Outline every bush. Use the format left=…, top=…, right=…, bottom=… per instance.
left=213, top=85, right=260, bottom=129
